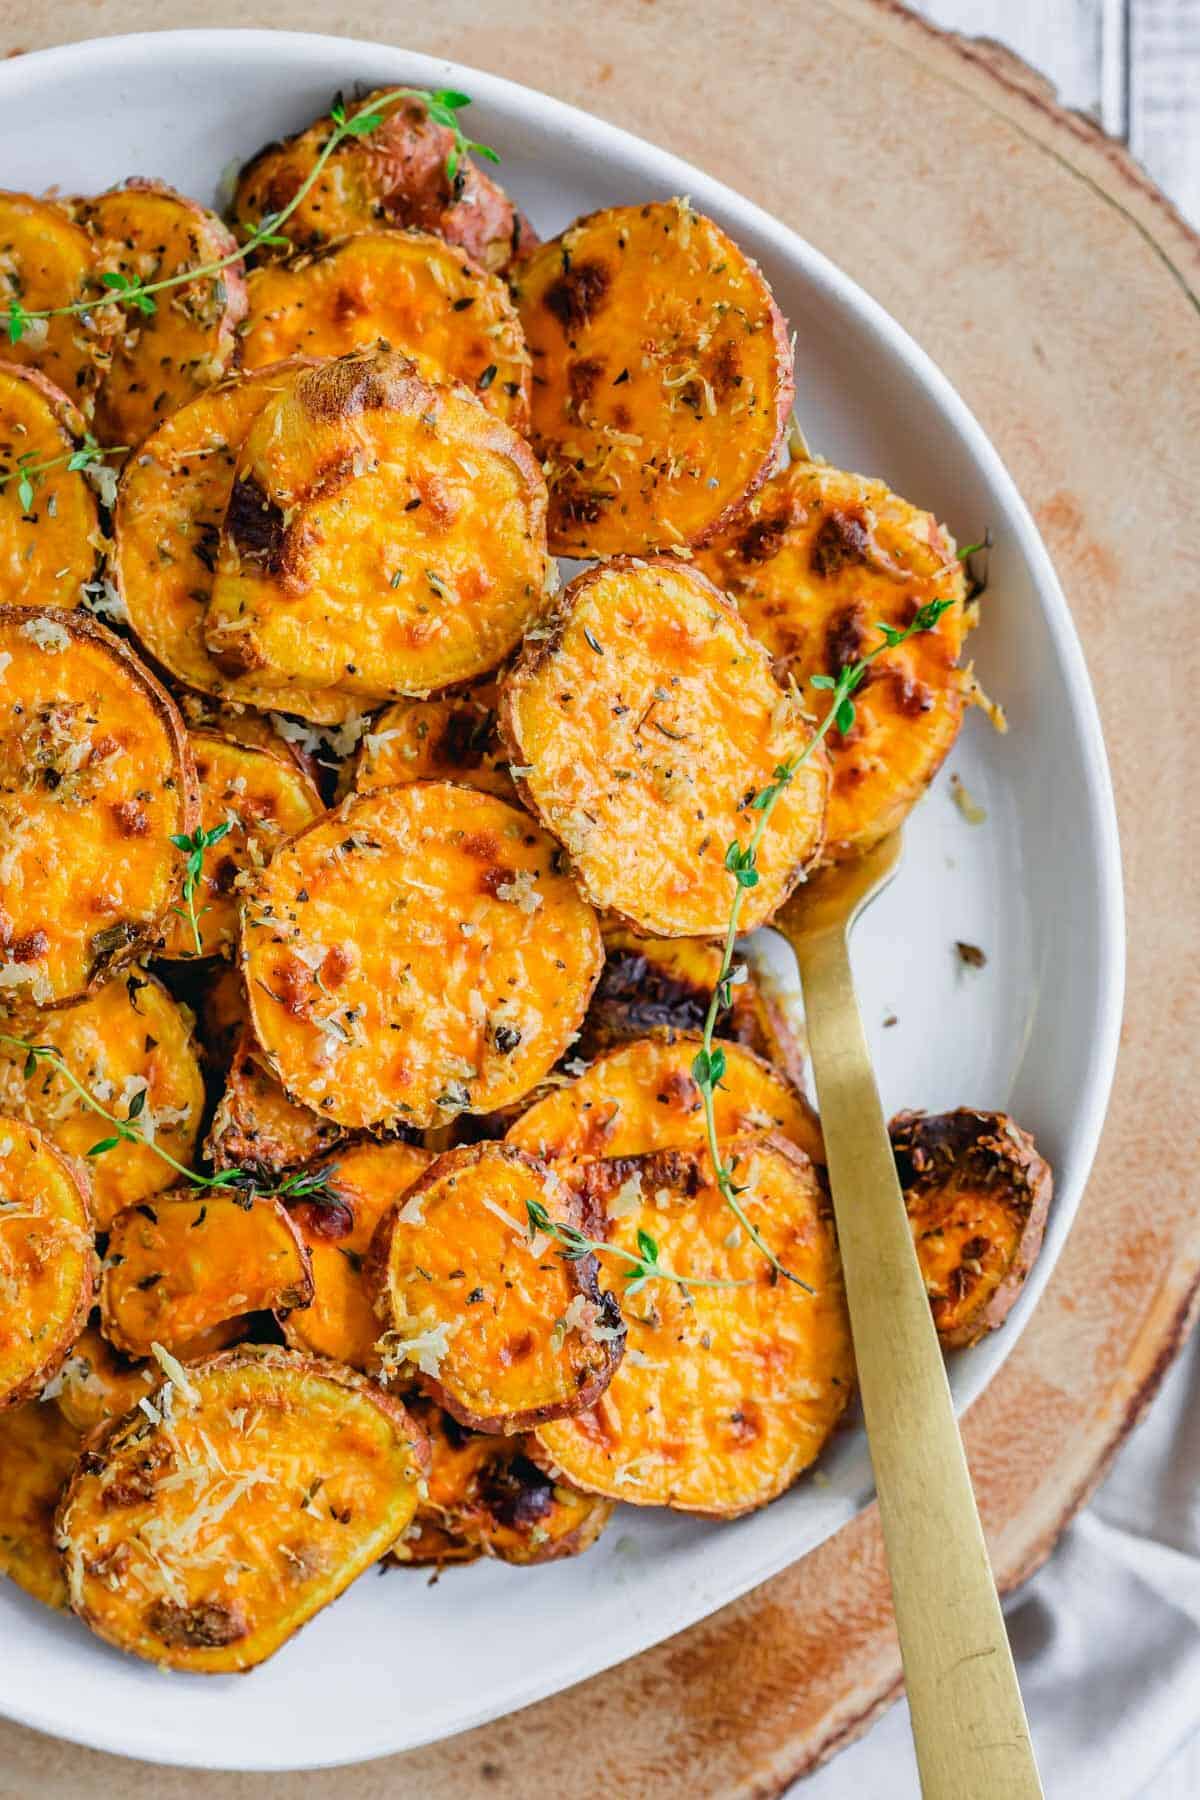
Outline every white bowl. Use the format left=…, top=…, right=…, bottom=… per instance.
left=0, top=27, right=1123, bottom=1772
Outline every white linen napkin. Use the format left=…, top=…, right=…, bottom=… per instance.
left=794, top=1328, right=1200, bottom=1797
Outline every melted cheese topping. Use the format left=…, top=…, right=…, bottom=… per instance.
left=0, top=1117, right=94, bottom=1406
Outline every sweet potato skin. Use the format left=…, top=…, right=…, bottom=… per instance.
left=891, top=1108, right=1053, bottom=1348
left=514, top=199, right=793, bottom=555
left=205, top=349, right=550, bottom=707
left=77, top=180, right=246, bottom=452
left=240, top=229, right=531, bottom=429
left=0, top=969, right=204, bottom=1231
left=534, top=1136, right=854, bottom=1516
left=101, top=1191, right=314, bottom=1359
left=367, top=1142, right=625, bottom=1434
left=0, top=1400, right=82, bottom=1608
left=500, top=558, right=827, bottom=937
left=241, top=782, right=603, bottom=1132
left=695, top=461, right=971, bottom=861
left=56, top=1343, right=429, bottom=1672
left=0, top=189, right=119, bottom=407
left=233, top=92, right=535, bottom=275
left=0, top=1118, right=95, bottom=1410
left=0, top=606, right=199, bottom=1009
left=0, top=363, right=102, bottom=610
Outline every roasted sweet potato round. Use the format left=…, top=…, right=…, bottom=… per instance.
left=514, top=199, right=793, bottom=555
left=0, top=189, right=119, bottom=407
left=112, top=360, right=361, bottom=725
left=389, top=1512, right=479, bottom=1569
left=57, top=1343, right=429, bottom=1672
left=891, top=1108, right=1053, bottom=1349
left=281, top=1140, right=433, bottom=1371
left=101, top=1191, right=313, bottom=1359
left=0, top=1118, right=94, bottom=1409
left=367, top=1142, right=624, bottom=1433
left=534, top=1136, right=853, bottom=1514
left=46, top=1323, right=158, bottom=1435
left=0, top=969, right=204, bottom=1231
left=240, top=229, right=531, bottom=429
left=76, top=180, right=246, bottom=452
left=506, top=1030, right=824, bottom=1171
left=156, top=732, right=324, bottom=961
left=205, top=1027, right=345, bottom=1178
left=205, top=348, right=550, bottom=708
left=233, top=91, right=535, bottom=275
left=695, top=461, right=970, bottom=860
left=0, top=607, right=198, bottom=1008
left=241, top=782, right=603, bottom=1131
left=0, top=362, right=102, bottom=610
left=354, top=680, right=515, bottom=801
left=500, top=558, right=827, bottom=936
left=0, top=1400, right=81, bottom=1608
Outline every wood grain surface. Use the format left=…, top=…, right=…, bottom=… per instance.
left=0, top=2, right=1196, bottom=1793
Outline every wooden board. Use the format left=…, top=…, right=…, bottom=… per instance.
left=0, top=1, right=1196, bottom=1791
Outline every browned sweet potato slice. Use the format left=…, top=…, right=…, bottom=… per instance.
left=205, top=1027, right=345, bottom=1177
left=354, top=679, right=515, bottom=801
left=241, top=230, right=530, bottom=429
left=0, top=1400, right=81, bottom=1607
left=0, top=190, right=119, bottom=407
left=46, top=1323, right=158, bottom=1433
left=0, top=970, right=204, bottom=1231
left=174, top=692, right=323, bottom=784
left=241, top=782, right=602, bottom=1131
left=205, top=348, right=550, bottom=708
left=390, top=1512, right=479, bottom=1568
left=506, top=1031, right=824, bottom=1171
left=0, top=364, right=103, bottom=612
left=233, top=91, right=535, bottom=275
left=367, top=1142, right=624, bottom=1432
left=534, top=1136, right=853, bottom=1514
left=695, top=461, right=971, bottom=860
left=281, top=1140, right=432, bottom=1370
left=891, top=1108, right=1053, bottom=1349
left=111, top=361, right=361, bottom=725
left=500, top=558, right=827, bottom=935
left=0, top=607, right=198, bottom=1008
left=0, top=1118, right=94, bottom=1408
left=57, top=1343, right=429, bottom=1671
left=101, top=1191, right=313, bottom=1359
left=156, top=731, right=323, bottom=961
left=514, top=200, right=793, bottom=555
left=76, top=180, right=246, bottom=452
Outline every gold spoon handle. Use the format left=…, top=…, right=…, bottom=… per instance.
left=793, top=922, right=1043, bottom=1800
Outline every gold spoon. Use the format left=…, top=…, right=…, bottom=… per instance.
left=774, top=832, right=1044, bottom=1800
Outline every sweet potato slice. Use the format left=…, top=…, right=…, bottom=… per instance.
left=205, top=1028, right=344, bottom=1178
left=389, top=1512, right=479, bottom=1569
left=354, top=680, right=515, bottom=801
left=76, top=180, right=246, bottom=452
left=0, top=363, right=102, bottom=610
left=281, top=1140, right=432, bottom=1371
left=534, top=1136, right=853, bottom=1514
left=0, top=190, right=119, bottom=407
left=46, top=1323, right=158, bottom=1434
left=695, top=461, right=971, bottom=860
left=0, top=607, right=198, bottom=1008
left=891, top=1108, right=1053, bottom=1349
left=241, top=230, right=530, bottom=429
left=57, top=1343, right=429, bottom=1672
left=241, top=782, right=602, bottom=1131
left=580, top=925, right=786, bottom=1069
left=514, top=199, right=793, bottom=555
left=0, top=969, right=204, bottom=1231
left=0, top=1401, right=81, bottom=1608
left=500, top=558, right=827, bottom=936
left=367, top=1142, right=624, bottom=1433
left=506, top=1031, right=824, bottom=1171
left=233, top=91, right=535, bottom=275
left=175, top=693, right=323, bottom=784
left=111, top=361, right=361, bottom=725
left=101, top=1191, right=313, bottom=1359
left=156, top=732, right=323, bottom=961
left=204, top=348, right=550, bottom=707
left=0, top=1118, right=94, bottom=1409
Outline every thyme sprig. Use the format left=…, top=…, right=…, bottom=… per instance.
left=525, top=1197, right=752, bottom=1295
left=170, top=820, right=233, bottom=956
left=0, top=436, right=125, bottom=512
left=0, top=1032, right=341, bottom=1206
left=692, top=597, right=958, bottom=1286
left=2, top=87, right=497, bottom=346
